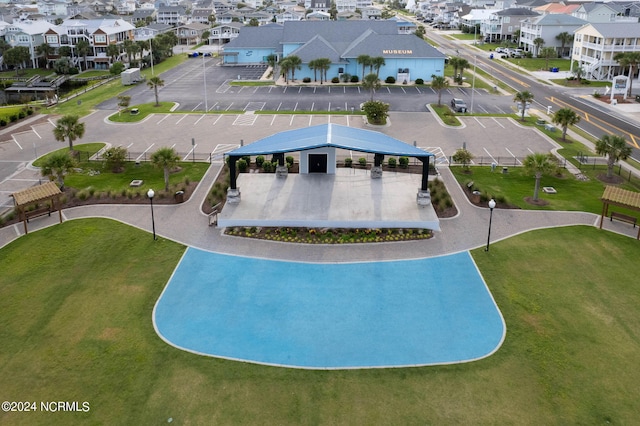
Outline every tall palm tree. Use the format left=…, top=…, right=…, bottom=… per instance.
left=513, top=90, right=534, bottom=121
left=35, top=42, right=54, bottom=66
left=106, top=44, right=120, bottom=63
left=456, top=57, right=470, bottom=83
left=75, top=39, right=91, bottom=71
left=430, top=74, right=449, bottom=106
left=41, top=151, right=76, bottom=190
left=147, top=76, right=165, bottom=106
left=357, top=54, right=371, bottom=81
left=285, top=55, right=301, bottom=81
left=523, top=153, right=556, bottom=201
left=266, top=53, right=278, bottom=78
left=539, top=47, right=557, bottom=69
left=613, top=52, right=640, bottom=98
left=151, top=147, right=180, bottom=191
left=315, top=58, right=331, bottom=84
left=595, top=135, right=632, bottom=178
left=533, top=37, right=545, bottom=56
left=278, top=57, right=291, bottom=83
left=448, top=56, right=463, bottom=81
left=53, top=115, right=85, bottom=153
left=370, top=56, right=385, bottom=78
left=555, top=32, right=573, bottom=57
left=362, top=73, right=381, bottom=101
left=552, top=108, right=580, bottom=141
left=308, top=59, right=318, bottom=82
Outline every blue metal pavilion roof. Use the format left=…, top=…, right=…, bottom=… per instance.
left=227, top=124, right=434, bottom=158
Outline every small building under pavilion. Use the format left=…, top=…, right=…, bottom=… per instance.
left=600, top=186, right=640, bottom=239
left=220, top=123, right=440, bottom=230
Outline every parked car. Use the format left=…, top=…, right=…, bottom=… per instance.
left=450, top=98, right=467, bottom=113
left=510, top=49, right=524, bottom=58
left=495, top=47, right=507, bottom=54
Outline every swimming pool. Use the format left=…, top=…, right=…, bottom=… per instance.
left=153, top=248, right=505, bottom=369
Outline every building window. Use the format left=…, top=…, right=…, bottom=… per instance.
left=94, top=35, right=106, bottom=43
left=46, top=35, right=58, bottom=44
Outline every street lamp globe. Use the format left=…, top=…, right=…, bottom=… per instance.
left=147, top=188, right=155, bottom=199
left=489, top=198, right=496, bottom=210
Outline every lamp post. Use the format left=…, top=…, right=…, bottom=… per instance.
left=147, top=188, right=157, bottom=240
left=485, top=198, right=496, bottom=252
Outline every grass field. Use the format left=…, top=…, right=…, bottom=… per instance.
left=1, top=220, right=639, bottom=424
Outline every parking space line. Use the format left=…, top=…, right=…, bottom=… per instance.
left=495, top=106, right=506, bottom=114
left=191, top=102, right=202, bottom=111
left=157, top=115, right=169, bottom=124
left=310, top=102, right=314, bottom=111
left=415, top=87, right=421, bottom=93
left=357, top=87, right=361, bottom=94
left=47, top=118, right=57, bottom=127
left=492, top=118, right=505, bottom=128
left=289, top=115, right=295, bottom=126
left=136, top=143, right=155, bottom=161
left=276, top=102, right=282, bottom=111
left=483, top=147, right=497, bottom=164
left=386, top=87, right=391, bottom=93
left=194, top=115, right=206, bottom=125
left=126, top=143, right=133, bottom=149
left=328, top=87, right=331, bottom=94
left=270, top=115, right=277, bottom=126
left=175, top=115, right=188, bottom=124
left=211, top=115, right=223, bottom=126
left=328, top=102, right=331, bottom=111
left=309, top=116, right=314, bottom=126
left=183, top=144, right=197, bottom=161
left=477, top=105, right=489, bottom=113
left=283, top=87, right=287, bottom=93
left=294, top=102, right=298, bottom=111
left=31, top=127, right=41, bottom=139
left=527, top=147, right=535, bottom=154
left=298, top=87, right=302, bottom=94
left=505, top=148, right=522, bottom=165
left=473, top=117, right=486, bottom=128
left=12, top=135, right=22, bottom=150
left=400, top=87, right=406, bottom=94
left=226, top=103, right=234, bottom=111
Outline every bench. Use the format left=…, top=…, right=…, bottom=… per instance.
left=24, top=206, right=52, bottom=223
left=610, top=211, right=637, bottom=228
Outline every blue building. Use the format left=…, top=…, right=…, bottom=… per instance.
left=222, top=21, right=446, bottom=83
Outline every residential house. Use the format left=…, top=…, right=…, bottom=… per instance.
left=571, top=22, right=640, bottom=81
left=306, top=11, right=331, bottom=21
left=335, top=0, right=357, bottom=13
left=175, top=22, right=209, bottom=44
left=519, top=13, right=586, bottom=57
left=275, top=10, right=304, bottom=24
left=37, top=0, right=68, bottom=17
left=117, top=0, right=136, bottom=14
left=157, top=5, right=187, bottom=26
left=573, top=2, right=621, bottom=23
left=305, top=0, right=330, bottom=13
left=134, top=22, right=173, bottom=40
left=132, top=9, right=157, bottom=26
left=481, top=8, right=539, bottom=43
left=360, top=6, right=381, bottom=20
left=209, top=21, right=241, bottom=45
left=191, top=8, right=215, bottom=25
left=2, top=20, right=51, bottom=69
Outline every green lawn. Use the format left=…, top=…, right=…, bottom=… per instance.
left=108, top=102, right=176, bottom=122
left=505, top=57, right=571, bottom=72
left=450, top=164, right=640, bottom=213
left=32, top=143, right=105, bottom=167
left=1, top=220, right=639, bottom=424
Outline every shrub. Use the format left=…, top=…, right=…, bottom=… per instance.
left=241, top=155, right=251, bottom=164
left=350, top=75, right=359, bottom=83
left=25, top=107, right=34, bottom=116
left=592, top=92, right=601, bottom=99
left=285, top=155, right=294, bottom=167
left=388, top=157, right=397, bottom=168
left=302, top=77, right=311, bottom=83
left=0, top=119, right=6, bottom=126
left=18, top=110, right=25, bottom=119
left=385, top=76, right=396, bottom=84
left=399, top=156, right=409, bottom=168
left=344, top=158, right=353, bottom=167
left=255, top=155, right=265, bottom=167
left=103, top=146, right=128, bottom=172
left=237, top=158, right=248, bottom=172
left=361, top=100, right=390, bottom=125
left=331, top=77, right=340, bottom=83
left=358, top=157, right=367, bottom=167
left=415, top=78, right=424, bottom=85
left=340, top=73, right=351, bottom=83
left=9, top=114, right=18, bottom=122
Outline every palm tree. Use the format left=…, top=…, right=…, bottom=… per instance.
left=370, top=56, right=385, bottom=78
left=53, top=115, right=85, bottom=153
left=430, top=74, right=449, bottom=106
left=315, top=58, right=331, bottom=84
left=552, top=108, right=580, bottom=141
left=58, top=46, right=72, bottom=58
left=595, top=135, right=632, bottom=178
left=513, top=90, right=534, bottom=121
left=41, top=151, right=76, bottom=190
left=613, top=52, right=640, bottom=98
left=357, top=54, right=371, bottom=81
left=123, top=39, right=134, bottom=63
left=448, top=56, right=463, bottom=82
left=555, top=32, right=573, bottom=57
left=523, top=153, right=556, bottom=201
left=266, top=53, right=278, bottom=78
left=75, top=39, right=91, bottom=71
left=308, top=59, right=318, bottom=82
left=151, top=147, right=180, bottom=191
left=362, top=73, right=381, bottom=101
left=35, top=43, right=54, bottom=66
left=456, top=57, right=470, bottom=83
left=533, top=37, right=545, bottom=56
left=106, top=44, right=120, bottom=63
left=278, top=57, right=291, bottom=83
left=285, top=55, right=301, bottom=81
left=539, top=47, right=557, bottom=69
left=147, top=76, right=165, bottom=106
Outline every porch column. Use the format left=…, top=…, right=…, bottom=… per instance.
left=227, top=155, right=241, bottom=203
left=416, top=156, right=431, bottom=206
left=371, top=153, right=384, bottom=178
left=274, top=153, right=288, bottom=178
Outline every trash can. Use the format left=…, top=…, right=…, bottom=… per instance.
left=175, top=190, right=184, bottom=203
left=636, top=95, right=640, bottom=103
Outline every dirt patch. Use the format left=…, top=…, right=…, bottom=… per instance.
left=596, top=173, right=624, bottom=185
left=524, top=197, right=549, bottom=206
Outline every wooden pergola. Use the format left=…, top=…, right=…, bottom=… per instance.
left=599, top=186, right=640, bottom=239
left=11, top=181, right=63, bottom=234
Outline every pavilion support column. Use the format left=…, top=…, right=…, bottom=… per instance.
left=275, top=153, right=288, bottom=178
left=416, top=156, right=431, bottom=206
left=599, top=202, right=608, bottom=229
left=227, top=155, right=241, bottom=204
left=371, top=154, right=384, bottom=179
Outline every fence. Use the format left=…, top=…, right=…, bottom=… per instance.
left=448, top=156, right=568, bottom=169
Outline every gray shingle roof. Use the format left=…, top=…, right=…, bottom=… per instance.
left=495, top=8, right=539, bottom=16
left=224, top=24, right=284, bottom=49
left=587, top=22, right=640, bottom=38
left=289, top=35, right=345, bottom=63
left=527, top=14, right=586, bottom=26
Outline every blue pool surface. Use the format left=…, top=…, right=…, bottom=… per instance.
left=153, top=248, right=505, bottom=369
